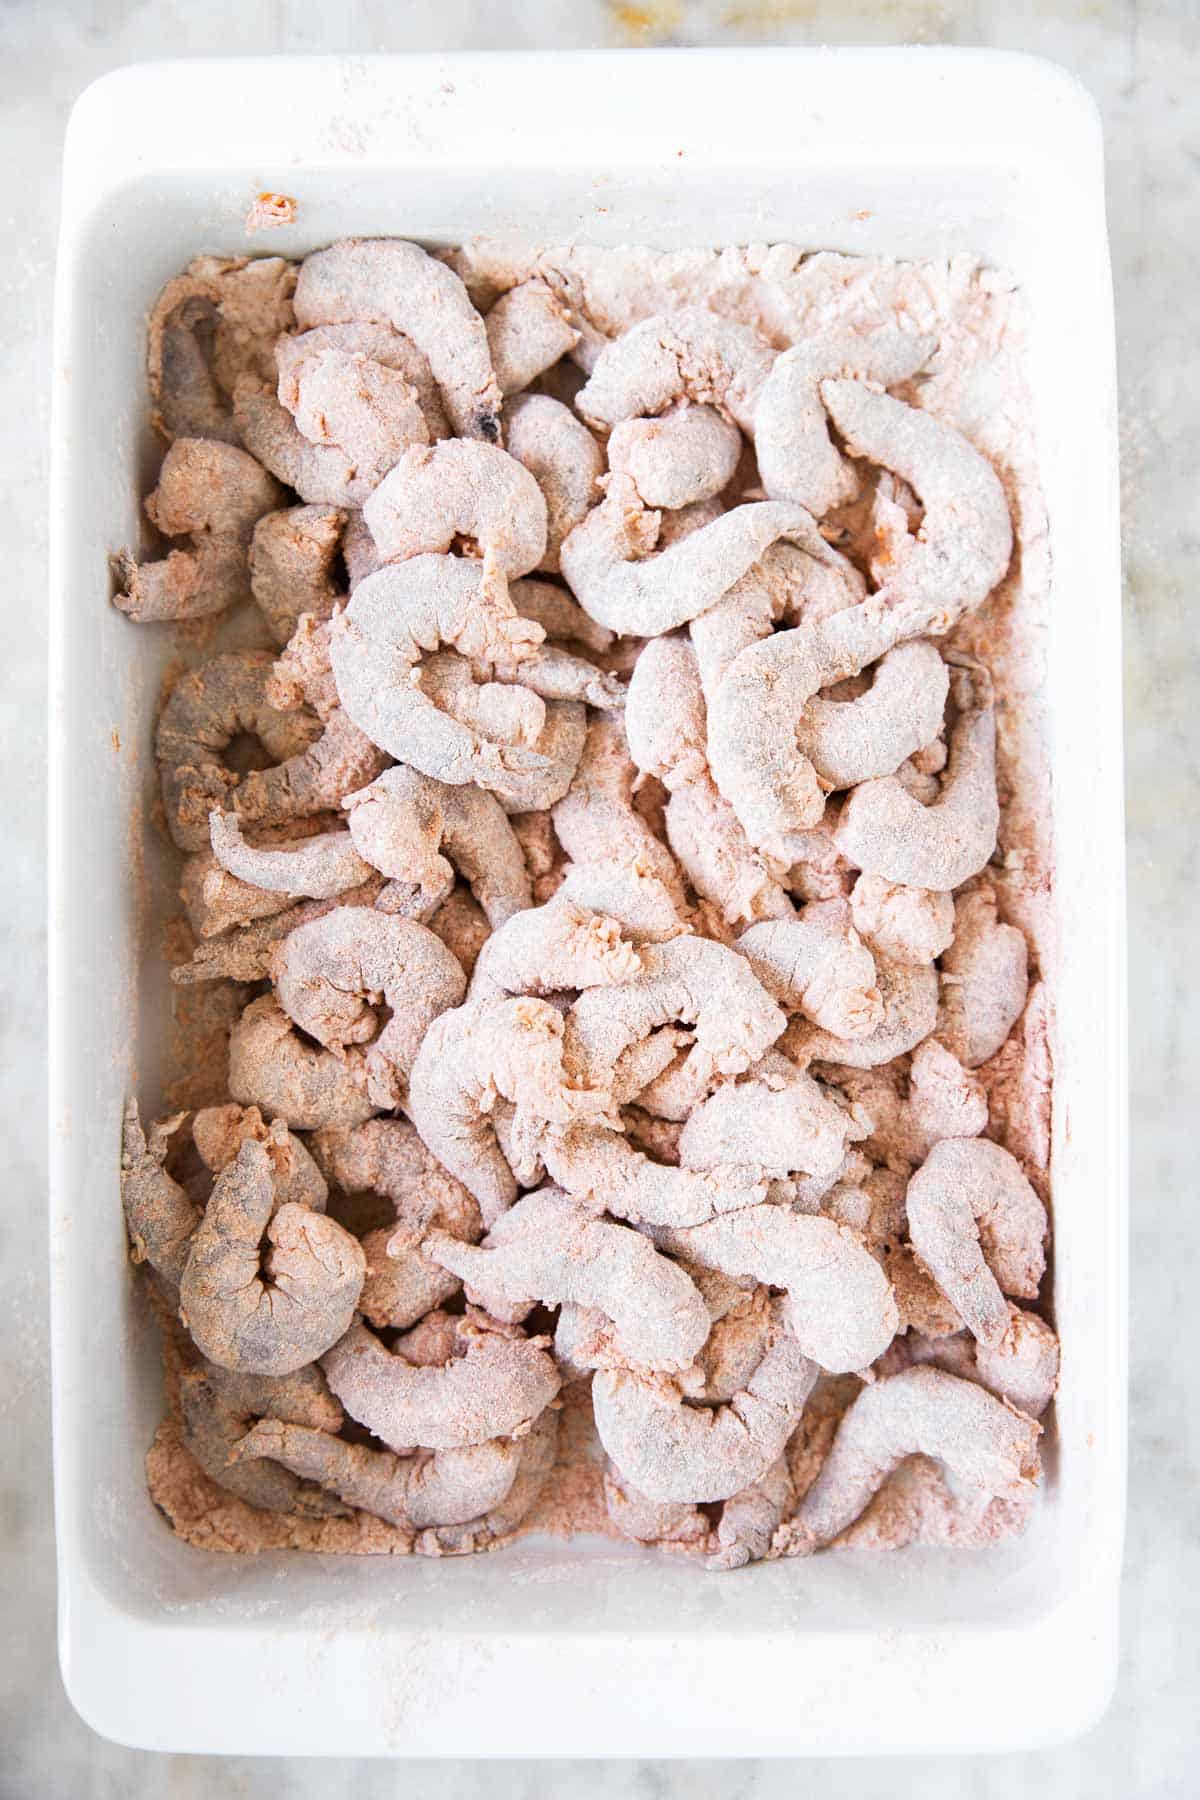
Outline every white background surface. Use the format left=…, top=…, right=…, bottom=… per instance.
left=2, top=2, right=1196, bottom=1794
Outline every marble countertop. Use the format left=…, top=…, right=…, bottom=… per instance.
left=3, top=2, right=1196, bottom=1793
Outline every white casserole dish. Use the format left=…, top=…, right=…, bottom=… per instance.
left=48, top=48, right=1126, bottom=1757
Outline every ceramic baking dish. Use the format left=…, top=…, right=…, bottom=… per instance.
left=48, top=48, right=1126, bottom=1756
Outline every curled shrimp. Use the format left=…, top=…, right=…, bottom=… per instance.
left=424, top=1184, right=709, bottom=1372
left=292, top=237, right=504, bottom=442
left=677, top=1052, right=866, bottom=1183
left=552, top=717, right=688, bottom=913
left=485, top=278, right=580, bottom=396
left=114, top=438, right=282, bottom=624
left=468, top=893, right=642, bottom=1003
left=707, top=1454, right=794, bottom=1571
left=249, top=503, right=345, bottom=646
left=270, top=906, right=466, bottom=1108
left=690, top=538, right=866, bottom=703
left=576, top=307, right=775, bottom=435
left=607, top=402, right=743, bottom=510
left=179, top=1359, right=347, bottom=1517
left=593, top=1307, right=816, bottom=1504
left=120, top=1101, right=199, bottom=1288
left=905, top=1137, right=1048, bottom=1349
left=840, top=1038, right=987, bottom=1173
left=938, top=886, right=1030, bottom=1067
left=786, top=956, right=939, bottom=1070
left=208, top=811, right=372, bottom=901
left=604, top=1463, right=709, bottom=1549
left=540, top=1121, right=768, bottom=1231
left=753, top=327, right=935, bottom=514
left=557, top=861, right=686, bottom=945
left=327, top=556, right=549, bottom=791
left=834, top=666, right=999, bottom=892
left=190, top=1102, right=328, bottom=1211
left=507, top=575, right=614, bottom=658
left=820, top=379, right=1013, bottom=626
left=363, top=441, right=548, bottom=590
left=559, top=471, right=820, bottom=638
left=849, top=871, right=955, bottom=967
left=736, top=901, right=883, bottom=1040
left=148, top=253, right=296, bottom=444
left=650, top=1205, right=899, bottom=1374
left=503, top=397, right=605, bottom=576
left=888, top=1304, right=1060, bottom=1420
left=180, top=845, right=294, bottom=941
left=796, top=640, right=949, bottom=793
left=417, top=1405, right=559, bottom=1556
left=178, top=1134, right=366, bottom=1376
left=796, top=1366, right=1041, bottom=1547
left=228, top=993, right=377, bottom=1130
left=320, top=1314, right=561, bottom=1451
left=344, top=764, right=532, bottom=927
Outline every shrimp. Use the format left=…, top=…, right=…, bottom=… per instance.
left=178, top=1135, right=366, bottom=1376
left=148, top=254, right=296, bottom=444
left=785, top=956, right=939, bottom=1071
left=707, top=1455, right=794, bottom=1571
left=689, top=538, right=866, bottom=703
left=485, top=278, right=580, bottom=396
left=905, top=1137, right=1048, bottom=1349
left=820, top=379, right=1013, bottom=626
left=468, top=893, right=642, bottom=1003
left=114, top=438, right=282, bottom=624
left=559, top=471, right=821, bottom=638
left=593, top=1309, right=816, bottom=1504
left=190, top=1102, right=328, bottom=1212
left=417, top=1406, right=559, bottom=1556
left=607, top=402, right=743, bottom=510
left=320, top=1314, right=561, bottom=1451
left=173, top=874, right=383, bottom=985
left=558, top=861, right=685, bottom=945
left=507, top=575, right=614, bottom=658
left=890, top=1305, right=1060, bottom=1420
left=649, top=1205, right=899, bottom=1374
left=233, top=377, right=388, bottom=506
left=677, top=1052, right=867, bottom=1182
left=270, top=906, right=466, bottom=1108
left=427, top=885, right=491, bottom=980
left=576, top=307, right=776, bottom=435
left=796, top=640, right=950, bottom=793
left=327, top=556, right=550, bottom=792
left=363, top=441, right=548, bottom=591
left=120, top=1101, right=199, bottom=1288
left=795, top=1366, right=1041, bottom=1547
left=407, top=998, right=614, bottom=1228
left=423, top=1185, right=709, bottom=1371
left=227, top=993, right=377, bottom=1130
left=180, top=847, right=295, bottom=941
left=416, top=649, right=547, bottom=752
left=208, top=812, right=372, bottom=900
left=503, top=396, right=604, bottom=575
left=938, top=886, right=1030, bottom=1067
left=552, top=717, right=688, bottom=912
left=834, top=666, right=1000, bottom=892
left=736, top=901, right=883, bottom=1040
left=179, top=1359, right=347, bottom=1517
left=539, top=1120, right=768, bottom=1231
left=753, top=328, right=936, bottom=515
left=604, top=1463, right=710, bottom=1549
left=249, top=503, right=345, bottom=646
left=840, top=1039, right=987, bottom=1173
left=344, top=764, right=533, bottom=927
left=849, top=871, right=955, bottom=967
left=292, top=237, right=504, bottom=442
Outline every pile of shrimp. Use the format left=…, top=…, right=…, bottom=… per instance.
left=116, top=237, right=1056, bottom=1570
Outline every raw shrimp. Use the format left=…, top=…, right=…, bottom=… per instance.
left=179, top=1359, right=347, bottom=1517
left=209, top=812, right=372, bottom=900
left=180, top=847, right=295, bottom=941
left=327, top=556, right=550, bottom=791
left=234, top=377, right=389, bottom=506
left=558, top=861, right=685, bottom=945
left=689, top=539, right=866, bottom=703
left=190, top=1102, right=328, bottom=1211
left=891, top=1305, right=1060, bottom=1420
left=842, top=1039, right=987, bottom=1172
left=540, top=1119, right=768, bottom=1231
left=593, top=1311, right=816, bottom=1504
left=576, top=307, right=776, bottom=435
left=503, top=397, right=605, bottom=576
left=677, top=1052, right=866, bottom=1182
left=796, top=1366, right=1041, bottom=1546
left=736, top=901, right=883, bottom=1040
left=227, top=993, right=377, bottom=1130
left=345, top=765, right=533, bottom=927
left=416, top=649, right=546, bottom=753
left=363, top=441, right=548, bottom=589
left=120, top=1101, right=199, bottom=1288
left=796, top=640, right=949, bottom=793
left=607, top=403, right=743, bottom=510
left=468, top=893, right=642, bottom=1002
left=320, top=1314, right=561, bottom=1450
left=417, top=1406, right=559, bottom=1556
left=552, top=717, right=688, bottom=912
left=753, top=328, right=935, bottom=514
left=820, top=379, right=1013, bottom=625
left=938, top=886, right=1030, bottom=1067
left=179, top=1135, right=366, bottom=1376
left=707, top=1455, right=794, bottom=1571
left=485, top=278, right=580, bottom=396
left=292, top=237, right=504, bottom=441
left=604, top=1464, right=710, bottom=1549
left=270, top=906, right=466, bottom=1108
left=849, top=871, right=955, bottom=966
left=173, top=874, right=383, bottom=985
left=507, top=575, right=614, bottom=658
left=424, top=1185, right=709, bottom=1371
left=650, top=1205, right=899, bottom=1373
left=786, top=956, right=939, bottom=1070
left=249, top=503, right=345, bottom=646
left=835, top=666, right=1000, bottom=892
left=148, top=254, right=296, bottom=444
left=114, top=438, right=282, bottom=623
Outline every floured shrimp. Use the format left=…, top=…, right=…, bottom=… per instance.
left=503, top=399, right=604, bottom=575
left=849, top=871, right=955, bottom=966
left=320, top=1313, right=561, bottom=1450
left=415, top=649, right=546, bottom=754
left=249, top=504, right=345, bottom=646
left=906, top=1137, right=1048, bottom=1348
left=820, top=379, right=1012, bottom=626
left=469, top=893, right=642, bottom=1002
left=345, top=765, right=532, bottom=927
left=292, top=237, right=504, bottom=441
left=507, top=576, right=614, bottom=658
left=608, top=403, right=743, bottom=510
left=557, top=861, right=685, bottom=944
left=363, top=441, right=548, bottom=595
left=114, top=439, right=282, bottom=624
left=178, top=1134, right=365, bottom=1376
left=651, top=1204, right=898, bottom=1374
left=173, top=873, right=383, bottom=985
left=424, top=1185, right=709, bottom=1371
left=689, top=538, right=866, bottom=703
left=328, top=557, right=549, bottom=791
left=148, top=254, right=296, bottom=444
left=888, top=1305, right=1060, bottom=1420
left=270, top=906, right=466, bottom=1108
left=796, top=1366, right=1041, bottom=1547
left=753, top=328, right=935, bottom=514
left=576, top=307, right=776, bottom=434
left=938, top=886, right=1030, bottom=1067
left=677, top=1052, right=866, bottom=1183
left=736, top=901, right=882, bottom=1040
left=604, top=1464, right=709, bottom=1550
left=190, top=1102, right=328, bottom=1211
left=835, top=665, right=1000, bottom=891
left=208, top=812, right=371, bottom=900
left=839, top=1039, right=987, bottom=1172
left=707, top=1455, right=794, bottom=1572
left=485, top=278, right=580, bottom=396
left=796, top=640, right=949, bottom=793
left=408, top=998, right=614, bottom=1227
left=179, top=1359, right=347, bottom=1517
left=180, top=847, right=294, bottom=940
left=227, top=993, right=377, bottom=1129
left=481, top=700, right=589, bottom=815
left=594, top=1307, right=816, bottom=1504
left=786, top=956, right=939, bottom=1070
left=552, top=716, right=688, bottom=912
left=418, top=1406, right=559, bottom=1557
left=120, top=1102, right=199, bottom=1289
